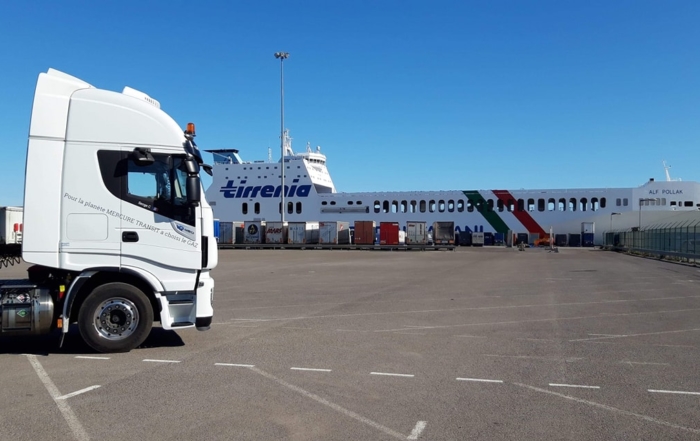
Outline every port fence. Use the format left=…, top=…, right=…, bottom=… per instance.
left=603, top=217, right=700, bottom=265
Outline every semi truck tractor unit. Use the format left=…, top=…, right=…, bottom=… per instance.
left=0, top=69, right=218, bottom=352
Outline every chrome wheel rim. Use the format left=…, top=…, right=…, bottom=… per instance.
left=93, top=297, right=139, bottom=340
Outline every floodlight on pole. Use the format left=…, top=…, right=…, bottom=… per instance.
left=274, top=52, right=289, bottom=222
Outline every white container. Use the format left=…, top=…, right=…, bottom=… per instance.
left=581, top=222, right=595, bottom=234
left=319, top=221, right=351, bottom=244
left=406, top=221, right=427, bottom=244
left=264, top=221, right=288, bottom=244
left=244, top=220, right=266, bottom=244
left=471, top=232, right=485, bottom=246
left=288, top=222, right=319, bottom=244
left=0, top=206, right=23, bottom=244
left=398, top=230, right=406, bottom=244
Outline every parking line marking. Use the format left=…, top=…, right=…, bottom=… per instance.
left=215, top=363, right=255, bottom=368
left=143, top=359, right=181, bottom=363
left=549, top=383, right=600, bottom=389
left=407, top=421, right=427, bottom=440
left=514, top=382, right=700, bottom=435
left=370, top=372, right=414, bottom=378
left=570, top=328, right=700, bottom=342
left=26, top=355, right=90, bottom=441
left=621, top=361, right=670, bottom=366
left=74, top=356, right=110, bottom=360
left=249, top=366, right=407, bottom=439
left=291, top=367, right=332, bottom=372
left=648, top=389, right=700, bottom=396
left=57, top=385, right=101, bottom=400
left=456, top=377, right=503, bottom=383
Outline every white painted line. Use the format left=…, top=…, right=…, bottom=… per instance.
left=648, top=389, right=700, bottom=396
left=249, top=366, right=407, bottom=439
left=570, top=327, right=700, bottom=342
left=620, top=361, right=670, bottom=366
left=455, top=334, right=488, bottom=339
left=291, top=367, right=332, bottom=372
left=370, top=372, right=415, bottom=378
left=407, top=421, right=427, bottom=440
left=215, top=363, right=255, bottom=368
left=514, top=382, right=700, bottom=435
left=74, top=356, right=110, bottom=360
left=143, top=359, right=181, bottom=363
left=26, top=355, right=90, bottom=441
left=57, top=385, right=101, bottom=400
left=484, top=354, right=583, bottom=362
left=456, top=377, right=503, bottom=383
left=549, top=383, right=600, bottom=389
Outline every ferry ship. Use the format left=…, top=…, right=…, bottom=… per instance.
left=204, top=131, right=700, bottom=245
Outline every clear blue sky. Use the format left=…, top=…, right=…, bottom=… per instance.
left=2, top=0, right=699, bottom=206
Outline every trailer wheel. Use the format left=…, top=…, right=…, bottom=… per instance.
left=78, top=282, right=153, bottom=353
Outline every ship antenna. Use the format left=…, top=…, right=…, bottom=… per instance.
left=268, top=146, right=272, bottom=162
left=663, top=160, right=672, bottom=182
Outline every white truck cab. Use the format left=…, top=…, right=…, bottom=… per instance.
left=0, top=68, right=217, bottom=352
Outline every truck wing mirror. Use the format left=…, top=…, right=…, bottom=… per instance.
left=130, top=148, right=155, bottom=166
left=187, top=176, right=201, bottom=204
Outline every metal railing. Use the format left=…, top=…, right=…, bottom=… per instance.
left=603, top=218, right=700, bottom=265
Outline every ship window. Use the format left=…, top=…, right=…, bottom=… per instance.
left=487, top=199, right=494, bottom=212
left=357, top=201, right=362, bottom=205
left=538, top=199, right=545, bottom=212
left=257, top=167, right=260, bottom=170
left=279, top=203, right=282, bottom=214
left=558, top=198, right=566, bottom=211
left=600, top=197, right=606, bottom=208
left=476, top=200, right=484, bottom=212
left=467, top=200, right=474, bottom=212
left=685, top=201, right=693, bottom=207
left=374, top=201, right=380, bottom=213
left=438, top=200, right=445, bottom=212
left=660, top=198, right=666, bottom=205
left=266, top=167, right=269, bottom=169
left=242, top=202, right=248, bottom=215
left=410, top=200, right=417, bottom=213
left=322, top=201, right=327, bottom=205
left=401, top=200, right=407, bottom=213
left=383, top=200, right=389, bottom=213
left=254, top=202, right=260, bottom=214
left=457, top=200, right=464, bottom=212
left=448, top=200, right=455, bottom=212
left=348, top=201, right=353, bottom=205
left=591, top=198, right=599, bottom=211
left=517, top=199, right=524, bottom=212
left=288, top=202, right=293, bottom=214
left=670, top=201, right=677, bottom=206
left=616, top=198, right=621, bottom=206
left=420, top=200, right=426, bottom=213
left=547, top=198, right=554, bottom=211
left=507, top=199, right=514, bottom=212
left=528, top=199, right=535, bottom=212
left=569, top=198, right=577, bottom=211
left=497, top=199, right=504, bottom=212
left=296, top=202, right=302, bottom=213
left=623, top=198, right=628, bottom=206
left=429, top=200, right=436, bottom=213
left=392, top=201, right=398, bottom=213
left=580, top=198, right=587, bottom=211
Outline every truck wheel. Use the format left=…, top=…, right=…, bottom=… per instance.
left=78, top=282, right=153, bottom=353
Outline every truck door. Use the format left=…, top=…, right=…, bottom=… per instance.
left=119, top=150, right=201, bottom=283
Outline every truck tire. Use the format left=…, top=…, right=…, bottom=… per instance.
left=77, top=282, right=154, bottom=353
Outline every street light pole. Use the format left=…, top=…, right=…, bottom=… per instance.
left=275, top=51, right=289, bottom=222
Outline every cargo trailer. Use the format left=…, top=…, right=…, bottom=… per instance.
left=288, top=222, right=319, bottom=244
left=472, top=232, right=485, bottom=246
left=353, top=220, right=376, bottom=245
left=432, top=221, right=455, bottom=244
left=265, top=221, right=288, bottom=244
left=406, top=221, right=428, bottom=245
left=380, top=222, right=400, bottom=245
left=244, top=220, right=266, bottom=244
left=0, top=206, right=23, bottom=244
left=319, top=221, right=351, bottom=244
left=568, top=233, right=581, bottom=247
left=219, top=222, right=234, bottom=244
left=554, top=234, right=568, bottom=247
left=459, top=231, right=472, bottom=246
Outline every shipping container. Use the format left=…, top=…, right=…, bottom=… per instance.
left=213, top=219, right=220, bottom=243
left=432, top=221, right=455, bottom=244
left=0, top=206, right=23, bottom=244
left=219, top=222, right=234, bottom=244
left=244, top=220, right=266, bottom=244
left=459, top=231, right=472, bottom=246
left=319, top=221, right=351, bottom=244
left=264, top=221, right=288, bottom=244
left=354, top=220, right=376, bottom=245
left=472, top=232, right=485, bottom=246
left=582, top=233, right=595, bottom=247
left=554, top=234, right=568, bottom=247
left=516, top=233, right=529, bottom=245
left=581, top=222, right=595, bottom=234
left=406, top=221, right=428, bottom=245
left=494, top=232, right=505, bottom=245
left=528, top=233, right=540, bottom=246
left=568, top=233, right=581, bottom=247
left=235, top=224, right=245, bottom=244
left=288, top=222, right=319, bottom=244
left=484, top=232, right=494, bottom=246
left=380, top=222, right=400, bottom=245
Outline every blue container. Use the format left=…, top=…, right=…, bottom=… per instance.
left=484, top=232, right=494, bottom=246
left=582, top=232, right=595, bottom=247
left=213, top=219, right=220, bottom=243
left=494, top=233, right=504, bottom=245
